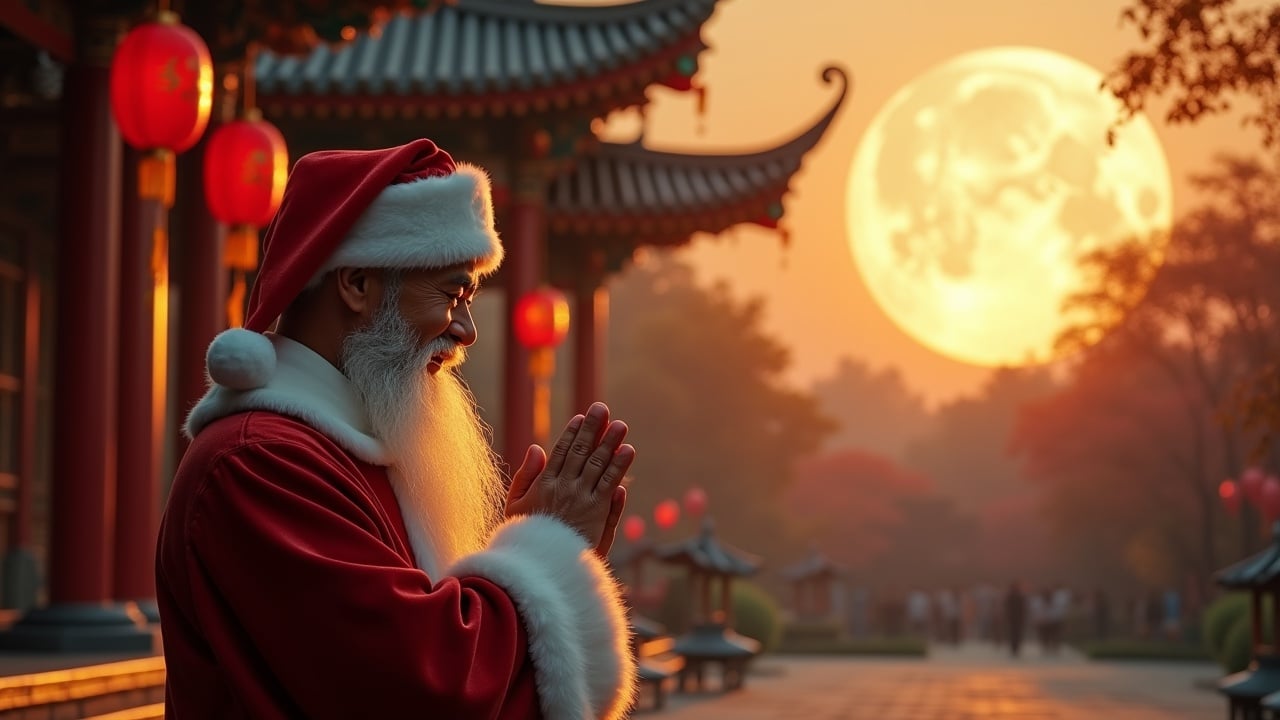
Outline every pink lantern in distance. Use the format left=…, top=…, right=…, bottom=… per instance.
left=1243, top=467, right=1266, bottom=505
left=1220, top=479, right=1241, bottom=516
left=683, top=487, right=708, bottom=518
left=654, top=500, right=680, bottom=530
left=1263, top=476, right=1280, bottom=521
left=622, top=515, right=645, bottom=543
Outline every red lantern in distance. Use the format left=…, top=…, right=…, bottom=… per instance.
left=1220, top=479, right=1241, bottom=516
left=1243, top=467, right=1266, bottom=505
left=654, top=499, right=680, bottom=530
left=109, top=10, right=214, bottom=206
left=622, top=515, right=645, bottom=543
left=1263, top=476, right=1280, bottom=521
left=514, top=288, right=571, bottom=350
left=683, top=487, right=708, bottom=518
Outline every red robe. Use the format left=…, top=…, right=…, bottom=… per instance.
left=158, top=335, right=636, bottom=719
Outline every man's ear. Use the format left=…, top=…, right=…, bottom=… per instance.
left=335, top=267, right=381, bottom=317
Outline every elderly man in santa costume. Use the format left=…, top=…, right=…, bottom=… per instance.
left=157, top=138, right=638, bottom=719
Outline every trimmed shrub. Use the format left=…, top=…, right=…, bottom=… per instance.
left=731, top=581, right=782, bottom=652
left=1076, top=639, right=1210, bottom=662
left=1222, top=615, right=1254, bottom=674
left=1204, top=593, right=1251, bottom=661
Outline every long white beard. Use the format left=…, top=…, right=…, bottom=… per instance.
left=341, top=291, right=505, bottom=579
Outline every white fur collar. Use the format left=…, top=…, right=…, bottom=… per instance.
left=184, top=334, right=391, bottom=466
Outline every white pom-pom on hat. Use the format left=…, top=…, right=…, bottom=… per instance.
left=206, top=328, right=276, bottom=391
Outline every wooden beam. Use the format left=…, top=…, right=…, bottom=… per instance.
left=0, top=0, right=75, bottom=64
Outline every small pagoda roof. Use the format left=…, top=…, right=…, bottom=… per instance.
left=780, top=548, right=846, bottom=582
left=655, top=518, right=761, bottom=577
left=256, top=0, right=718, bottom=117
left=546, top=65, right=850, bottom=243
left=1218, top=522, right=1280, bottom=590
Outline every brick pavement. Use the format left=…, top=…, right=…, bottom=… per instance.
left=642, top=642, right=1224, bottom=719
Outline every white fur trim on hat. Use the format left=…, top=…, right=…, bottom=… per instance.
left=310, top=163, right=503, bottom=286
left=206, top=328, right=277, bottom=391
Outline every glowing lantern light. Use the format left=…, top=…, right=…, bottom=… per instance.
left=622, top=515, right=645, bottom=543
left=654, top=499, right=680, bottom=530
left=203, top=110, right=288, bottom=327
left=1220, top=479, right=1241, bottom=516
left=109, top=10, right=213, bottom=205
left=514, top=288, right=571, bottom=350
left=683, top=487, right=708, bottom=518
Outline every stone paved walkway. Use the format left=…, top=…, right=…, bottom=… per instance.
left=643, top=642, right=1223, bottom=719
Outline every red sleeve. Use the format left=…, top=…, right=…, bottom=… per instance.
left=185, top=437, right=542, bottom=719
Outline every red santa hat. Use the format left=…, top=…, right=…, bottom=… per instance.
left=205, top=138, right=504, bottom=391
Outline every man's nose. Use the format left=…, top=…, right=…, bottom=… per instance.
left=449, top=307, right=478, bottom=347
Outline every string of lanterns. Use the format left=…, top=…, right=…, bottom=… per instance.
left=1220, top=467, right=1280, bottom=520
left=622, top=486, right=709, bottom=543
left=109, top=2, right=289, bottom=328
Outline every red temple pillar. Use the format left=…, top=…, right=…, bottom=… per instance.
left=0, top=12, right=152, bottom=652
left=501, top=161, right=547, bottom=469
left=572, top=251, right=607, bottom=413
left=47, top=15, right=121, bottom=607
left=114, top=147, right=167, bottom=620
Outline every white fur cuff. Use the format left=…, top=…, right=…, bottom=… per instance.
left=448, top=515, right=637, bottom=720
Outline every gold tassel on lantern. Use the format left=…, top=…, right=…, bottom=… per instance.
left=224, top=224, right=259, bottom=270
left=224, top=224, right=260, bottom=328
left=138, top=149, right=176, bottom=208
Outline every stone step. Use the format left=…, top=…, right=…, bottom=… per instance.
left=0, top=656, right=165, bottom=720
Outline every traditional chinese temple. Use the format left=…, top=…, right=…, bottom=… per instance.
left=0, top=0, right=844, bottom=714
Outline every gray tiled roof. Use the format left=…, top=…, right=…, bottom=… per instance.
left=657, top=518, right=761, bottom=577
left=548, top=66, right=850, bottom=219
left=780, top=549, right=846, bottom=581
left=255, top=0, right=719, bottom=97
left=1218, top=522, right=1280, bottom=589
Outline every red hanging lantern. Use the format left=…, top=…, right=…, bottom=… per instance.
left=622, top=515, right=645, bottom=543
left=683, top=487, right=708, bottom=518
left=1220, top=479, right=1241, bottom=516
left=203, top=109, right=288, bottom=327
left=654, top=499, right=680, bottom=530
left=110, top=11, right=214, bottom=205
left=1243, top=467, right=1266, bottom=505
left=514, top=288, right=571, bottom=350
left=1263, top=476, right=1280, bottom=521
left=203, top=110, right=288, bottom=268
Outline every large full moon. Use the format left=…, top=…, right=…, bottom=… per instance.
left=845, top=46, right=1173, bottom=367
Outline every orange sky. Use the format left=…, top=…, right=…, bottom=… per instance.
left=589, top=0, right=1262, bottom=408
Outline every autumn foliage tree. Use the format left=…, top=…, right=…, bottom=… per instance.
left=1109, top=0, right=1280, bottom=456
left=785, top=450, right=933, bottom=568
left=1108, top=0, right=1280, bottom=146
left=1012, top=155, right=1280, bottom=599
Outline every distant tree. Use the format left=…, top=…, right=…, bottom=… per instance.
left=1010, top=339, right=1226, bottom=594
left=866, top=495, right=980, bottom=592
left=1107, top=0, right=1280, bottom=146
left=903, top=367, right=1055, bottom=514
left=1021, top=155, right=1280, bottom=597
left=1057, top=156, right=1280, bottom=548
left=810, top=358, right=930, bottom=462
left=603, top=253, right=836, bottom=557
left=784, top=449, right=933, bottom=569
